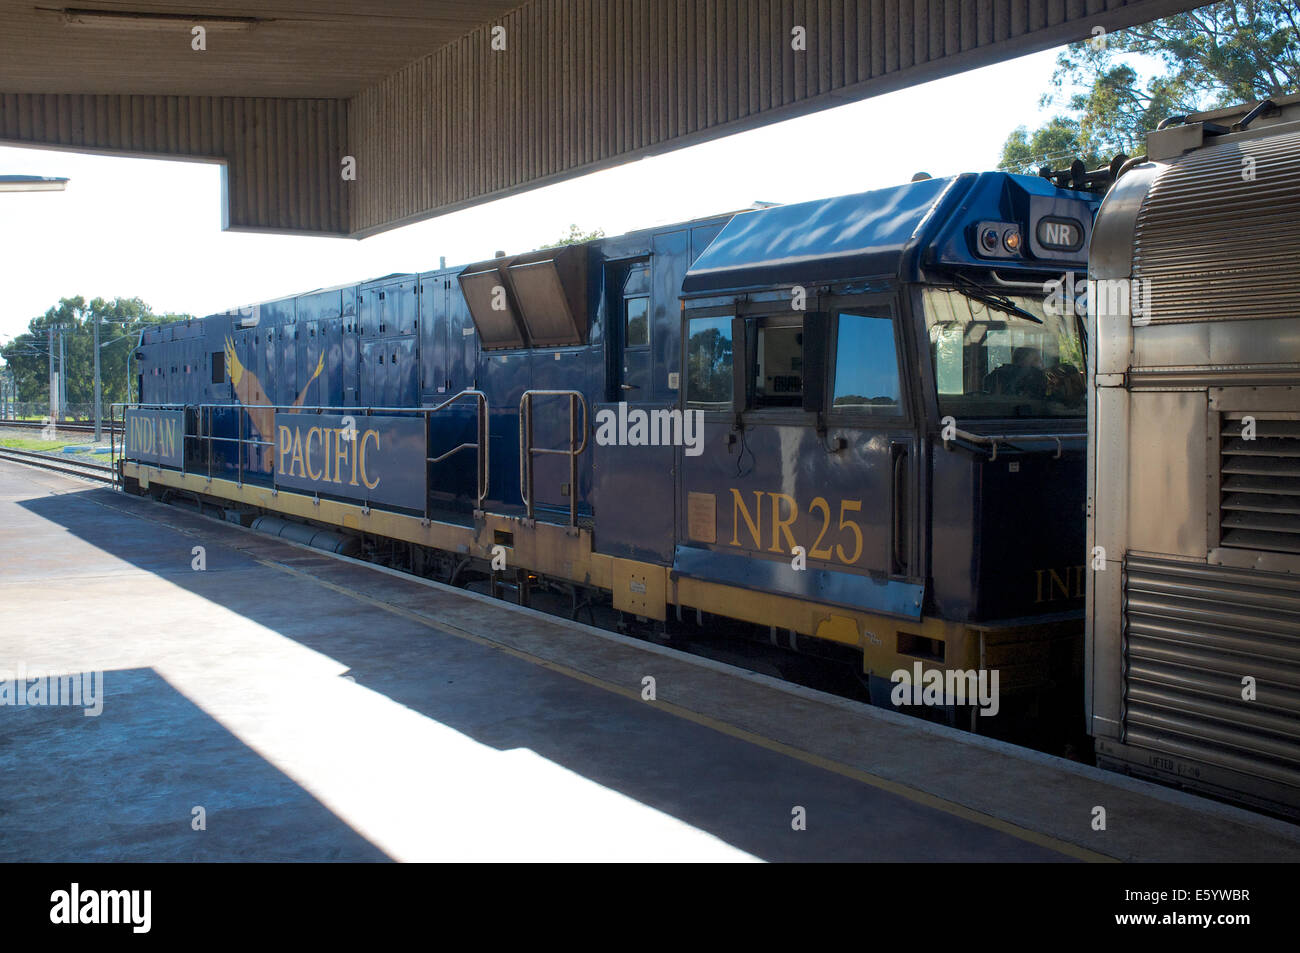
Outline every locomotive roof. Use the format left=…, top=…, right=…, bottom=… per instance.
left=140, top=172, right=1094, bottom=344
left=681, top=171, right=1096, bottom=294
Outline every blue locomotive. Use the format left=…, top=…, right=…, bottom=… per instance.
left=121, top=169, right=1099, bottom=723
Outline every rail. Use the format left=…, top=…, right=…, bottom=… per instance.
left=518, top=389, right=588, bottom=529
left=941, top=427, right=1085, bottom=461
left=0, top=418, right=123, bottom=434
left=0, top=444, right=114, bottom=483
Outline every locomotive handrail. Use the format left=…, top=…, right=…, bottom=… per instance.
left=518, top=389, right=589, bottom=529
left=109, top=403, right=117, bottom=490
left=423, top=389, right=490, bottom=512
left=988, top=271, right=1055, bottom=291
left=942, top=427, right=1085, bottom=461
left=115, top=396, right=491, bottom=513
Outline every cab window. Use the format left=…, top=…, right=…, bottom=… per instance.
left=831, top=313, right=903, bottom=414
left=625, top=296, right=649, bottom=348
left=686, top=316, right=733, bottom=406
left=922, top=288, right=1084, bottom=418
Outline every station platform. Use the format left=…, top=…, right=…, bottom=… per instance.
left=2, top=459, right=1299, bottom=862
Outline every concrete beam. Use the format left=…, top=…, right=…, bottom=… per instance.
left=346, top=0, right=1203, bottom=236
left=0, top=0, right=1205, bottom=237
left=0, top=92, right=349, bottom=234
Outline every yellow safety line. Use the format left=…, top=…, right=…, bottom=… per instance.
left=91, top=489, right=1117, bottom=863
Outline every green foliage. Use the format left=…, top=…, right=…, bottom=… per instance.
left=999, top=117, right=1105, bottom=174
left=999, top=2, right=1300, bottom=174
left=539, top=224, right=606, bottom=249
left=0, top=297, right=192, bottom=409
left=1108, top=1, right=1300, bottom=107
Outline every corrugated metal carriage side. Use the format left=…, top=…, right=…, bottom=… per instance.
left=1087, top=93, right=1300, bottom=817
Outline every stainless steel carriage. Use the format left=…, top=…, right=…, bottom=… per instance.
left=1087, top=94, right=1300, bottom=816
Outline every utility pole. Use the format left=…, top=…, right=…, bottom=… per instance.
left=58, top=330, right=66, bottom=417
left=47, top=323, right=71, bottom=424
left=93, top=309, right=102, bottom=439
left=48, top=324, right=57, bottom=422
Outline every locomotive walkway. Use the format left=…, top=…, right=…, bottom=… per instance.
left=2, top=459, right=1298, bottom=862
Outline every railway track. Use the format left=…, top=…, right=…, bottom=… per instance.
left=0, top=445, right=115, bottom=483
left=0, top=418, right=121, bottom=435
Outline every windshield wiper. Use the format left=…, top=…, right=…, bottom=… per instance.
left=947, top=272, right=1043, bottom=325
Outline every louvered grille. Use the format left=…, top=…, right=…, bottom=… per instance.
left=1122, top=556, right=1300, bottom=793
left=1220, top=415, right=1300, bottom=555
left=1133, top=129, right=1300, bottom=324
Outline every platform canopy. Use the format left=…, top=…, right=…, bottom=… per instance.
left=0, top=0, right=1201, bottom=238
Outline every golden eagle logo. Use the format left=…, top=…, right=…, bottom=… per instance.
left=225, top=336, right=325, bottom=471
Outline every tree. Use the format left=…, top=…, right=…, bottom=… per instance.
left=0, top=297, right=192, bottom=413
left=999, top=2, right=1300, bottom=174
left=538, top=224, right=605, bottom=249
left=1000, top=117, right=1104, bottom=175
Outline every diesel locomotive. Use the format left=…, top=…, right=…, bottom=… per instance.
left=118, top=168, right=1101, bottom=727
left=1087, top=93, right=1300, bottom=816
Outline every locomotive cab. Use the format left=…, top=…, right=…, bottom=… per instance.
left=675, top=172, right=1100, bottom=731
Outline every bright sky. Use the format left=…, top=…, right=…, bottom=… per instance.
left=0, top=46, right=1070, bottom=345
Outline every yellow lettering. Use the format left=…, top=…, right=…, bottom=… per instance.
left=1035, top=566, right=1088, bottom=603
left=304, top=427, right=322, bottom=481
left=769, top=493, right=799, bottom=554
left=808, top=497, right=834, bottom=560
left=359, top=430, right=380, bottom=490
left=334, top=428, right=349, bottom=484
left=277, top=425, right=292, bottom=474
left=290, top=430, right=305, bottom=479
left=729, top=489, right=764, bottom=549
left=835, top=500, right=864, bottom=565
left=349, top=427, right=360, bottom=486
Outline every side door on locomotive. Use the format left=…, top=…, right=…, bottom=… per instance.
left=607, top=259, right=652, bottom=398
